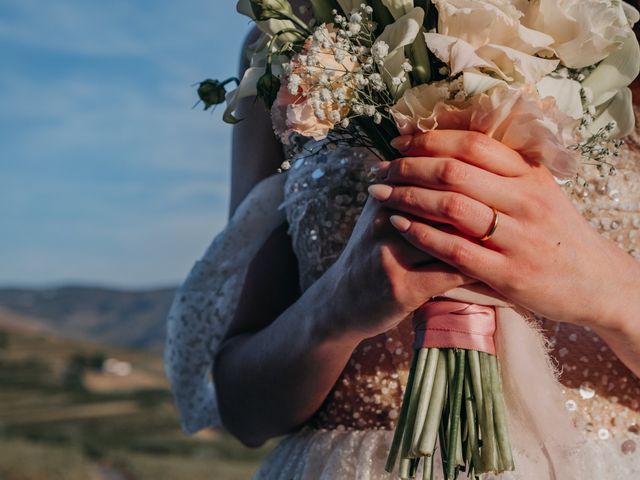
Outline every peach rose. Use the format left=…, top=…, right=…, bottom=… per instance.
left=271, top=24, right=358, bottom=143
left=271, top=85, right=336, bottom=142
left=390, top=82, right=580, bottom=179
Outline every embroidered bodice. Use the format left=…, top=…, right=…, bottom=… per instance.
left=280, top=130, right=640, bottom=454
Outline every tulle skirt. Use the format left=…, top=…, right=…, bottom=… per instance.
left=253, top=427, right=640, bottom=479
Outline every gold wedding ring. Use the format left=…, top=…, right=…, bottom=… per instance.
left=480, top=207, right=500, bottom=242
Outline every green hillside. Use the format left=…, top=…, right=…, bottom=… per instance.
left=0, top=319, right=274, bottom=480
left=0, top=286, right=176, bottom=351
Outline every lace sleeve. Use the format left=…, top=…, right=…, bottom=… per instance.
left=164, top=173, right=286, bottom=433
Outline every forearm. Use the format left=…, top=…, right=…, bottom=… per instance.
left=592, top=249, right=640, bottom=377
left=214, top=265, right=361, bottom=447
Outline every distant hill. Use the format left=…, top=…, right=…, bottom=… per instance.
left=0, top=286, right=178, bottom=351
left=0, top=313, right=272, bottom=480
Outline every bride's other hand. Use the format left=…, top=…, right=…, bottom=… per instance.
left=367, top=131, right=640, bottom=347
left=327, top=196, right=472, bottom=341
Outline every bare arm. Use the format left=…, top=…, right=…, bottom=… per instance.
left=214, top=191, right=471, bottom=447
left=228, top=28, right=284, bottom=218
left=214, top=35, right=471, bottom=448
left=214, top=225, right=363, bottom=447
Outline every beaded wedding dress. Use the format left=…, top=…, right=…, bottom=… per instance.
left=165, top=106, right=640, bottom=478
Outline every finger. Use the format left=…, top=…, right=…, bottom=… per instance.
left=381, top=236, right=436, bottom=268
left=404, top=262, right=475, bottom=298
left=369, top=161, right=392, bottom=182
left=388, top=214, right=506, bottom=280
left=381, top=156, right=517, bottom=212
left=370, top=184, right=513, bottom=247
left=391, top=131, right=528, bottom=177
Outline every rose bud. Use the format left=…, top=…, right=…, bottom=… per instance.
left=196, top=79, right=228, bottom=110
left=257, top=71, right=281, bottom=108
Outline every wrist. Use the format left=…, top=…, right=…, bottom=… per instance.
left=588, top=243, right=640, bottom=335
left=307, top=263, right=366, bottom=349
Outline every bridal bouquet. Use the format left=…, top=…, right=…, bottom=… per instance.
left=202, top=0, right=639, bottom=478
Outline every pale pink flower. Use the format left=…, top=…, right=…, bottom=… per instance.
left=271, top=86, right=336, bottom=142
left=390, top=83, right=581, bottom=179
left=271, top=25, right=358, bottom=143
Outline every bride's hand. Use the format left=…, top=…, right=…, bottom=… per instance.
left=327, top=194, right=473, bottom=341
left=367, top=130, right=640, bottom=331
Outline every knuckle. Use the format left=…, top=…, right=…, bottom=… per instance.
left=440, top=193, right=467, bottom=221
left=414, top=131, right=433, bottom=151
left=392, top=157, right=411, bottom=179
left=412, top=225, right=433, bottom=251
left=388, top=275, right=406, bottom=304
left=378, top=244, right=395, bottom=273
left=449, top=241, right=474, bottom=266
left=398, top=187, right=417, bottom=207
left=460, top=131, right=489, bottom=156
left=437, top=159, right=467, bottom=186
left=379, top=248, right=404, bottom=300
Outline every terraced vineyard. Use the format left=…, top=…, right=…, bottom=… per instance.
left=0, top=322, right=274, bottom=480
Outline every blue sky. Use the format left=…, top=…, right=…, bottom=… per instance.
left=0, top=0, right=251, bottom=287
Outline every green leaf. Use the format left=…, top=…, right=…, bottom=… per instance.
left=408, top=28, right=431, bottom=85
left=374, top=6, right=425, bottom=97
left=369, top=0, right=395, bottom=30
left=589, top=87, right=635, bottom=139
left=310, top=0, right=341, bottom=22
left=582, top=34, right=640, bottom=107
left=380, top=0, right=414, bottom=20
left=248, top=0, right=294, bottom=21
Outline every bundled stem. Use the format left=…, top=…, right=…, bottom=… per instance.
left=386, top=348, right=514, bottom=480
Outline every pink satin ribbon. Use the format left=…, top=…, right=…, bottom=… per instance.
left=413, top=301, right=497, bottom=355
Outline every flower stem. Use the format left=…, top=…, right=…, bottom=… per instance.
left=355, top=117, right=398, bottom=160
left=479, top=352, right=498, bottom=473
left=386, top=353, right=419, bottom=473
left=422, top=454, right=433, bottom=480
left=399, top=458, right=412, bottom=480
left=489, top=354, right=515, bottom=472
left=463, top=363, right=482, bottom=473
left=446, top=350, right=465, bottom=480
left=411, top=348, right=440, bottom=455
left=401, top=348, right=430, bottom=460
left=467, top=351, right=483, bottom=418
left=418, top=351, right=447, bottom=456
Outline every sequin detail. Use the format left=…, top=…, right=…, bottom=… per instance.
left=282, top=135, right=640, bottom=442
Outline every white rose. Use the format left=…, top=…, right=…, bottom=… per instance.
left=428, top=0, right=558, bottom=84
left=524, top=0, right=639, bottom=69
left=433, top=0, right=554, bottom=54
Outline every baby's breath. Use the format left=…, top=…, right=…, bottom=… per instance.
left=280, top=3, right=400, bottom=151
left=571, top=122, right=622, bottom=177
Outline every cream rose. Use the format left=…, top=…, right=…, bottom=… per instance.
left=524, top=0, right=640, bottom=69
left=427, top=0, right=558, bottom=84
left=390, top=82, right=580, bottom=179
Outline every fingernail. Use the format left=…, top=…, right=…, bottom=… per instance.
left=368, top=184, right=393, bottom=202
left=369, top=161, right=391, bottom=181
left=390, top=215, right=411, bottom=233
left=390, top=135, right=412, bottom=152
